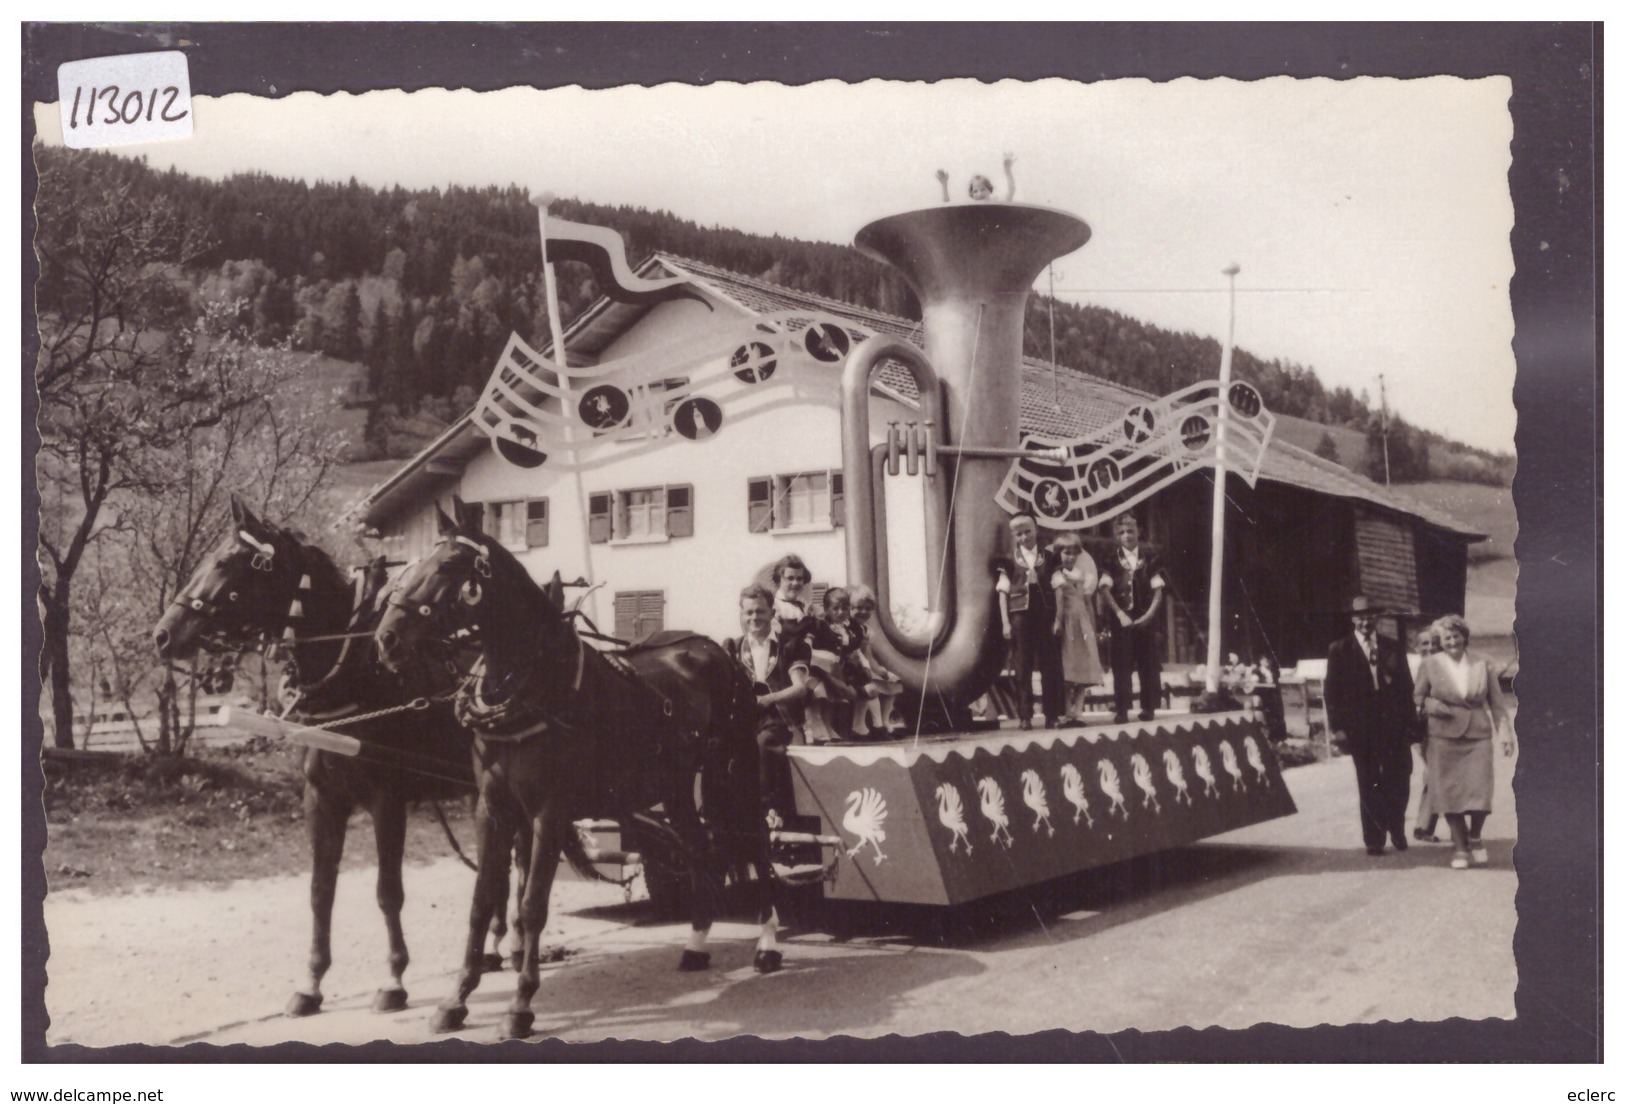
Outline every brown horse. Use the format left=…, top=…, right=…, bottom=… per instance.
left=374, top=498, right=782, bottom=1039
left=152, top=496, right=520, bottom=1017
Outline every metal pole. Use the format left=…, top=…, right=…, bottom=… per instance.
left=534, top=192, right=601, bottom=627
left=1203, top=264, right=1240, bottom=696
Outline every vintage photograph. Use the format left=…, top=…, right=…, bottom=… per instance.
left=26, top=28, right=1570, bottom=1064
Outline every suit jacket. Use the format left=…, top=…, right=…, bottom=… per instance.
left=1323, top=632, right=1417, bottom=749
left=1414, top=651, right=1507, bottom=741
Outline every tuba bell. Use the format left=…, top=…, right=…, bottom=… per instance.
left=842, top=202, right=1090, bottom=708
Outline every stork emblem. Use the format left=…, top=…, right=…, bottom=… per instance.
left=1130, top=753, right=1161, bottom=813
left=1097, top=759, right=1129, bottom=819
left=1191, top=744, right=1221, bottom=798
left=1020, top=769, right=1055, bottom=837
left=1162, top=749, right=1193, bottom=805
left=935, top=782, right=974, bottom=855
left=842, top=788, right=889, bottom=864
left=1060, top=763, right=1095, bottom=827
left=977, top=777, right=1016, bottom=848
left=1219, top=739, right=1247, bottom=792
left=1243, top=735, right=1271, bottom=787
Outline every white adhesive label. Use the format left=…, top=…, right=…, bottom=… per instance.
left=58, top=51, right=193, bottom=149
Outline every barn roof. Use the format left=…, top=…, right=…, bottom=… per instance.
left=355, top=252, right=1481, bottom=541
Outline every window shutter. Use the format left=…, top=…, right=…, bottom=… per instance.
left=637, top=591, right=665, bottom=641
left=588, top=493, right=612, bottom=544
left=830, top=471, right=845, bottom=528
left=810, top=583, right=829, bottom=615
left=666, top=484, right=693, bottom=538
left=747, top=477, right=772, bottom=532
left=613, top=592, right=638, bottom=640
left=526, top=499, right=549, bottom=548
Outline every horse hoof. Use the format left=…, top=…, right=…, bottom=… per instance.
left=677, top=950, right=711, bottom=972
left=481, top=952, right=506, bottom=973
left=372, top=987, right=408, bottom=1013
left=501, top=1011, right=535, bottom=1040
left=285, top=991, right=323, bottom=1017
left=754, top=950, right=783, bottom=974
left=429, top=1005, right=468, bottom=1034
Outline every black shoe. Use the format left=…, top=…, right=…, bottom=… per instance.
left=1412, top=828, right=1439, bottom=843
left=1366, top=845, right=1386, bottom=856
left=1391, top=832, right=1409, bottom=852
left=1113, top=712, right=1129, bottom=725
left=1138, top=710, right=1156, bottom=722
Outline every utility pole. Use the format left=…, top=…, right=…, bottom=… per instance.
left=1378, top=372, right=1392, bottom=486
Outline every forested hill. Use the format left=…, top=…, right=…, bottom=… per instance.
left=34, top=146, right=1510, bottom=483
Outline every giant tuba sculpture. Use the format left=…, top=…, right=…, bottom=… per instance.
left=842, top=203, right=1091, bottom=709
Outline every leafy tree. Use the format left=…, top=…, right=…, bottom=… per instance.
left=1314, top=431, right=1340, bottom=464
left=1365, top=412, right=1431, bottom=484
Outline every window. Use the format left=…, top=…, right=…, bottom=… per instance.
left=621, top=487, right=665, bottom=540
left=747, top=471, right=845, bottom=532
left=477, top=499, right=548, bottom=551
left=588, top=485, right=695, bottom=544
left=613, top=590, right=665, bottom=643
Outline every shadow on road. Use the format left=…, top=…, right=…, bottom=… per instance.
left=449, top=930, right=987, bottom=1041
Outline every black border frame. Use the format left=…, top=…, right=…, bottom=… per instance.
left=20, top=21, right=1601, bottom=1063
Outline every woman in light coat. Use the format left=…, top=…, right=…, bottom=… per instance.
left=1412, top=614, right=1515, bottom=869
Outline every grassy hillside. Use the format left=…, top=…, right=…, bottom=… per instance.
left=1273, top=416, right=1368, bottom=472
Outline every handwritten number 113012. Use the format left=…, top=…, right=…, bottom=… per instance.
left=67, top=85, right=189, bottom=129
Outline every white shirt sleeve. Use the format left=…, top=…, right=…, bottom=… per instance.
left=995, top=570, right=1011, bottom=595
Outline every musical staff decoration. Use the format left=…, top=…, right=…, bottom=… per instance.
left=994, top=379, right=1276, bottom=530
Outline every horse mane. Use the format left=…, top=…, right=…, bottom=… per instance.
left=461, top=527, right=560, bottom=625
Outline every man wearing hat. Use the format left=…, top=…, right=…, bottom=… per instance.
left=1323, top=596, right=1418, bottom=855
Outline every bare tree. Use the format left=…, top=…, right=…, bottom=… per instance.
left=34, top=150, right=340, bottom=750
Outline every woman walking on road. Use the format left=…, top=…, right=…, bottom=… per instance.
left=1413, top=614, right=1515, bottom=869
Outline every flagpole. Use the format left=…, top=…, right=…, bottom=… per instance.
left=534, top=191, right=601, bottom=627
left=1202, top=263, right=1241, bottom=698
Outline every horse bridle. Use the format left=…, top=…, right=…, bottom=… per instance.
left=386, top=535, right=494, bottom=641
left=167, top=530, right=295, bottom=646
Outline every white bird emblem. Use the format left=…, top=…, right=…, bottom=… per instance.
left=1244, top=735, right=1271, bottom=786
left=1097, top=759, right=1129, bottom=819
left=1191, top=745, right=1220, bottom=798
left=935, top=782, right=973, bottom=855
left=977, top=777, right=1016, bottom=848
left=1060, top=763, right=1094, bottom=827
left=1219, top=740, right=1247, bottom=792
left=1162, top=749, right=1193, bottom=805
left=843, top=788, right=889, bottom=864
left=1130, top=753, right=1161, bottom=812
left=1020, top=769, right=1055, bottom=837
